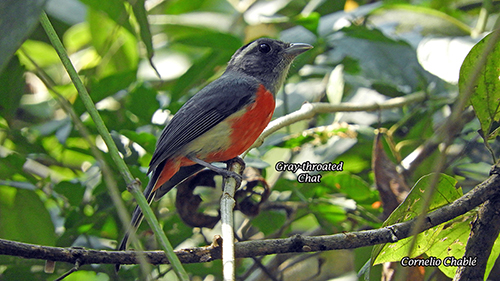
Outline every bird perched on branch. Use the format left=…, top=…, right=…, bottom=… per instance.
left=116, top=38, right=312, bottom=265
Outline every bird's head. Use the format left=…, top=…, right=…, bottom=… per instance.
left=226, top=38, right=313, bottom=94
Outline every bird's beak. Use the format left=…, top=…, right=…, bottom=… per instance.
left=285, top=43, right=313, bottom=56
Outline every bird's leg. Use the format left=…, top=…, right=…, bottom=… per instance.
left=223, top=157, right=245, bottom=191
left=186, top=155, right=243, bottom=187
left=224, top=157, right=246, bottom=171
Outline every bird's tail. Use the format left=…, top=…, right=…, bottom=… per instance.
left=116, top=190, right=156, bottom=251
left=115, top=171, right=158, bottom=271
left=115, top=164, right=204, bottom=271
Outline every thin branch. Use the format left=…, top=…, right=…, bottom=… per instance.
left=400, top=108, right=476, bottom=177
left=1, top=165, right=498, bottom=266
left=54, top=259, right=80, bottom=281
left=221, top=159, right=244, bottom=281
left=471, top=0, right=492, bottom=38
left=248, top=91, right=426, bottom=151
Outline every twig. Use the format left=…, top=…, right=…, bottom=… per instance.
left=54, top=259, right=80, bottom=281
left=248, top=91, right=426, bottom=151
left=400, top=109, right=475, bottom=177
left=471, top=0, right=492, bottom=37
left=221, top=159, right=245, bottom=281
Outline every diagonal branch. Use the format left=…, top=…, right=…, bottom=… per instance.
left=249, top=91, right=426, bottom=151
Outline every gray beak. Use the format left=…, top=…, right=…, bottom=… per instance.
left=285, top=43, right=313, bottom=56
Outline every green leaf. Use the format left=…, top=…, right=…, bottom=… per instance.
left=63, top=23, right=92, bottom=53
left=425, top=211, right=474, bottom=278
left=120, top=130, right=157, bottom=155
left=0, top=187, right=56, bottom=245
left=1, top=266, right=41, bottom=281
left=0, top=154, right=27, bottom=181
left=171, top=50, right=231, bottom=102
left=17, top=40, right=61, bottom=69
left=56, top=270, right=109, bottom=281
left=425, top=210, right=500, bottom=279
left=128, top=0, right=158, bottom=76
left=486, top=234, right=500, bottom=280
left=252, top=209, right=287, bottom=236
left=79, top=0, right=136, bottom=36
left=340, top=25, right=408, bottom=45
left=321, top=173, right=371, bottom=201
left=459, top=30, right=500, bottom=139
left=291, top=213, right=319, bottom=233
left=126, top=83, right=158, bottom=124
left=175, top=31, right=242, bottom=50
left=330, top=24, right=439, bottom=92
left=76, top=70, right=136, bottom=114
left=87, top=8, right=139, bottom=75
left=0, top=56, right=25, bottom=125
left=369, top=5, right=470, bottom=37
left=372, top=174, right=462, bottom=265
left=54, top=181, right=85, bottom=206
left=294, top=12, right=320, bottom=34
left=0, top=0, right=45, bottom=72
left=164, top=0, right=206, bottom=14
left=310, top=202, right=347, bottom=227
left=280, top=134, right=315, bottom=148
left=167, top=30, right=241, bottom=94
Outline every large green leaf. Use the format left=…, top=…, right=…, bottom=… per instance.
left=85, top=71, right=136, bottom=103
left=170, top=50, right=231, bottom=103
left=321, top=173, right=372, bottom=201
left=310, top=202, right=347, bottom=228
left=0, top=187, right=56, bottom=246
left=252, top=209, right=287, bottom=236
left=0, top=0, right=45, bottom=72
left=372, top=174, right=462, bottom=264
left=0, top=56, right=25, bottom=125
left=459, top=31, right=500, bottom=139
left=0, top=154, right=27, bottom=181
left=54, top=181, right=85, bottom=206
left=368, top=5, right=470, bottom=37
left=79, top=0, right=135, bottom=36
left=120, top=130, right=157, bottom=155
left=128, top=0, right=158, bottom=76
left=174, top=31, right=242, bottom=51
left=126, top=83, right=159, bottom=124
left=425, top=211, right=474, bottom=278
left=87, top=8, right=139, bottom=75
left=330, top=25, right=438, bottom=92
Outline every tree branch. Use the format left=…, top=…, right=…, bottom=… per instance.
left=249, top=91, right=426, bottom=151
left=1, top=165, right=499, bottom=267
left=221, top=158, right=244, bottom=281
left=454, top=192, right=500, bottom=280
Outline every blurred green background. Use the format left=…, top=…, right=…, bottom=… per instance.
left=1, top=0, right=499, bottom=280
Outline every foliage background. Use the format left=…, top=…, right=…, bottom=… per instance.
left=0, top=0, right=499, bottom=280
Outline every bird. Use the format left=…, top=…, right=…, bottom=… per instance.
left=116, top=38, right=312, bottom=261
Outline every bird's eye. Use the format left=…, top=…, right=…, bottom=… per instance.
left=259, top=43, right=271, bottom=53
